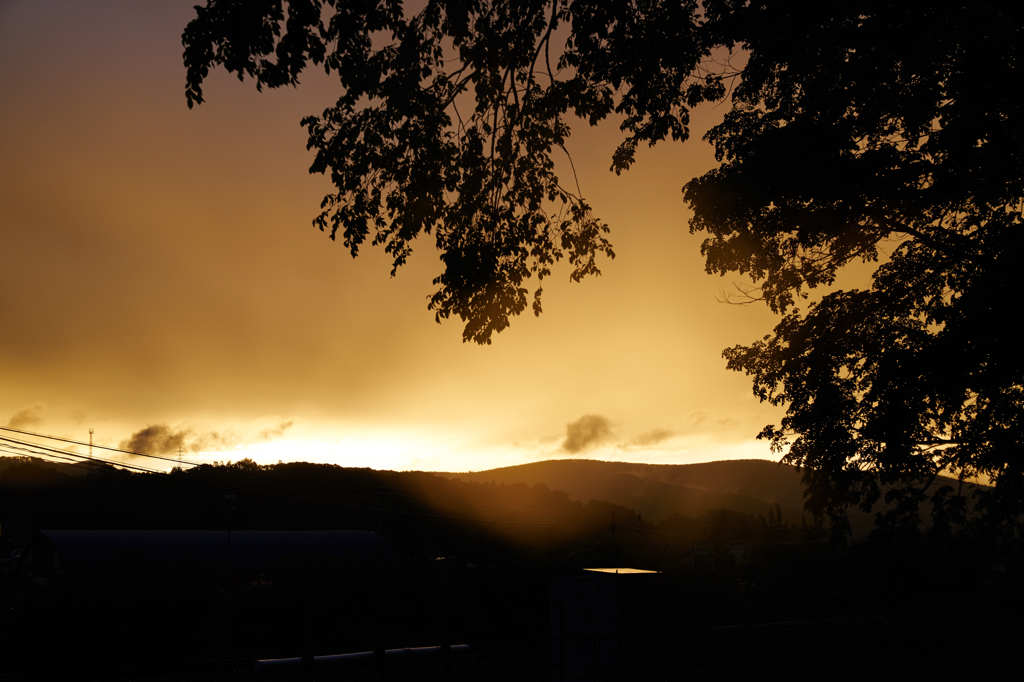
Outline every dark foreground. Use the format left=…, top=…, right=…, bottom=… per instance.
left=4, top=528, right=1019, bottom=681
left=1, top=458, right=1020, bottom=679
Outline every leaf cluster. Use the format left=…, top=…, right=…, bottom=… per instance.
left=184, top=1, right=1024, bottom=533
left=706, top=2, right=1024, bottom=534
left=185, top=0, right=719, bottom=342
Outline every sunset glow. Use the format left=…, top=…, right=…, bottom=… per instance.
left=1, top=0, right=783, bottom=471
left=4, top=4, right=1018, bottom=680
left=184, top=431, right=781, bottom=474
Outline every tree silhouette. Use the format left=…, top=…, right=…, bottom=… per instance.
left=183, top=1, right=1024, bottom=534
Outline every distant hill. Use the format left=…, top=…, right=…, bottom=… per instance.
left=0, top=454, right=107, bottom=484
left=3, top=454, right=843, bottom=569
left=450, top=459, right=809, bottom=525
left=0, top=456, right=662, bottom=564
left=0, top=455, right=833, bottom=530
left=3, top=455, right=978, bottom=544
left=449, top=458, right=987, bottom=536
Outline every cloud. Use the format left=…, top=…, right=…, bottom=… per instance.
left=259, top=419, right=294, bottom=440
left=120, top=425, right=189, bottom=455
left=561, top=414, right=613, bottom=454
left=119, top=425, right=238, bottom=456
left=628, top=428, right=676, bottom=448
left=188, top=430, right=237, bottom=453
left=6, top=403, right=45, bottom=429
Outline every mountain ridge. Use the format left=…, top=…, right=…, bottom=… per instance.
left=448, top=458, right=809, bottom=525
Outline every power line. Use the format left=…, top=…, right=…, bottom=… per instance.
left=0, top=442, right=113, bottom=470
left=0, top=439, right=83, bottom=462
left=0, top=445, right=90, bottom=465
left=0, top=425, right=199, bottom=467
left=0, top=435, right=162, bottom=474
left=0, top=436, right=160, bottom=473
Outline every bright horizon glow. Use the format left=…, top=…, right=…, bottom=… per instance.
left=3, top=1, right=789, bottom=477
left=0, top=419, right=783, bottom=474
left=184, top=430, right=782, bottom=473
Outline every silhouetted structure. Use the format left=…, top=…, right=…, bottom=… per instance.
left=550, top=568, right=667, bottom=681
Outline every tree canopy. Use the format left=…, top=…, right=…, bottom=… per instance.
left=183, top=0, right=1024, bottom=535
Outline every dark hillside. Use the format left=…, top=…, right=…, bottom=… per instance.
left=0, top=455, right=835, bottom=570
left=451, top=458, right=979, bottom=536
left=0, top=457, right=667, bottom=566
left=453, top=459, right=808, bottom=523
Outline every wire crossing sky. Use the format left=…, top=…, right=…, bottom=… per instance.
left=1, top=0, right=787, bottom=471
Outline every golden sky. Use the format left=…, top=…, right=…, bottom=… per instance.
left=1, top=0, right=785, bottom=471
